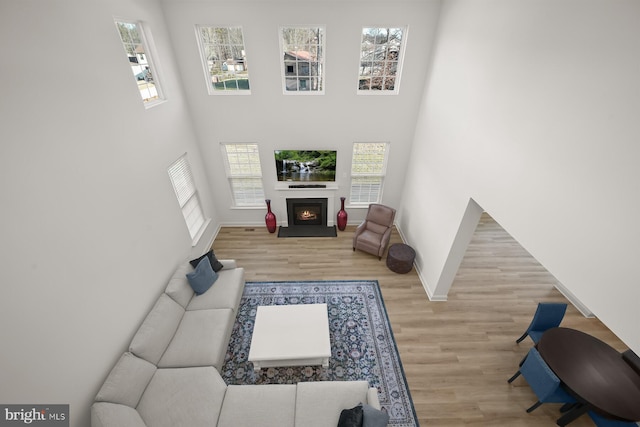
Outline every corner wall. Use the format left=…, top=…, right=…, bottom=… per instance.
left=399, top=0, right=640, bottom=352
left=0, top=1, right=217, bottom=425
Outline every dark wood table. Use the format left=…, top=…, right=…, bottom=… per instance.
left=537, top=327, right=640, bottom=425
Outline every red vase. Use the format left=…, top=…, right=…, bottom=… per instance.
left=337, top=197, right=348, bottom=231
left=265, top=199, right=277, bottom=233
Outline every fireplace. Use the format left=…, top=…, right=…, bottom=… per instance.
left=287, top=198, right=328, bottom=227
left=279, top=197, right=336, bottom=237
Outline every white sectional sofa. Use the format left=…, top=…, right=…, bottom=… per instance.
left=91, top=257, right=381, bottom=427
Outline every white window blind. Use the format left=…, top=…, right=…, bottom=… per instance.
left=221, top=143, right=265, bottom=206
left=350, top=142, right=389, bottom=204
left=168, top=155, right=205, bottom=240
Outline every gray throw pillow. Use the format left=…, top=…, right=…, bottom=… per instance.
left=361, top=403, right=389, bottom=427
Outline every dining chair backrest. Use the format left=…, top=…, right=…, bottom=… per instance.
left=588, top=410, right=637, bottom=427
left=621, top=349, right=640, bottom=376
left=517, top=302, right=567, bottom=344
left=520, top=347, right=562, bottom=400
left=530, top=303, right=568, bottom=332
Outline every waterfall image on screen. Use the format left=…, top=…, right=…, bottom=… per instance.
left=274, top=150, right=336, bottom=182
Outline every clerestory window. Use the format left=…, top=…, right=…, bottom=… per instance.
left=115, top=19, right=164, bottom=106
left=279, top=26, right=325, bottom=94
left=358, top=27, right=407, bottom=94
left=196, top=26, right=250, bottom=94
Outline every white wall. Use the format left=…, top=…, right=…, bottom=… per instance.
left=400, top=0, right=640, bottom=352
left=161, top=0, right=441, bottom=226
left=0, top=1, right=217, bottom=426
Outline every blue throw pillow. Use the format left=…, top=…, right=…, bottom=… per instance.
left=186, top=257, right=218, bottom=295
left=361, top=403, right=389, bottom=427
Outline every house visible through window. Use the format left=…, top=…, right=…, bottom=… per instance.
left=350, top=142, right=389, bottom=204
left=358, top=27, right=407, bottom=94
left=280, top=26, right=325, bottom=94
left=196, top=26, right=250, bottom=94
left=221, top=143, right=265, bottom=206
left=168, top=154, right=207, bottom=242
left=115, top=20, right=164, bottom=105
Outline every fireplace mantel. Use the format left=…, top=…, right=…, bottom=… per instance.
left=274, top=184, right=340, bottom=227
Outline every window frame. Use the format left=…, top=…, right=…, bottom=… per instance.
left=279, top=25, right=326, bottom=95
left=114, top=18, right=165, bottom=107
left=167, top=154, right=209, bottom=245
left=349, top=142, right=390, bottom=205
left=220, top=143, right=266, bottom=208
left=195, top=25, right=251, bottom=95
left=357, top=26, right=408, bottom=95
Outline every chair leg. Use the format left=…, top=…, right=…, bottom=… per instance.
left=560, top=402, right=579, bottom=413
left=526, top=401, right=542, bottom=413
left=516, top=332, right=528, bottom=343
left=518, top=353, right=527, bottom=367
left=507, top=371, right=521, bottom=383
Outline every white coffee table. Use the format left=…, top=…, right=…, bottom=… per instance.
left=248, top=303, right=331, bottom=372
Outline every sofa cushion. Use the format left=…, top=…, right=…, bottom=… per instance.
left=295, top=381, right=371, bottom=427
left=158, top=308, right=235, bottom=369
left=190, top=249, right=224, bottom=272
left=217, top=384, right=296, bottom=427
left=186, top=257, right=218, bottom=295
left=94, top=352, right=156, bottom=408
left=361, top=403, right=389, bottom=427
left=136, top=367, right=227, bottom=427
left=129, top=294, right=185, bottom=365
left=91, top=402, right=147, bottom=427
left=187, top=267, right=245, bottom=312
left=164, top=263, right=195, bottom=308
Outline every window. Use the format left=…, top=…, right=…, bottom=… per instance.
left=168, top=155, right=207, bottom=242
left=349, top=142, right=389, bottom=204
left=358, top=27, right=407, bottom=94
left=221, top=143, right=265, bottom=206
left=196, top=26, right=250, bottom=94
left=115, top=20, right=164, bottom=106
left=279, top=26, right=325, bottom=94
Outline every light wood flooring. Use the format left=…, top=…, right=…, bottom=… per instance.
left=211, top=213, right=627, bottom=426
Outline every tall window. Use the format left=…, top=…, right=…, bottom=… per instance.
left=196, top=26, right=250, bottom=94
left=279, top=26, right=325, bottom=94
left=350, top=142, right=389, bottom=204
left=115, top=20, right=164, bottom=106
left=358, top=27, right=407, bottom=94
left=221, top=143, right=265, bottom=206
left=168, top=155, right=206, bottom=242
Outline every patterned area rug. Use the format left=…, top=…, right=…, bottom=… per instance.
left=221, top=280, right=419, bottom=427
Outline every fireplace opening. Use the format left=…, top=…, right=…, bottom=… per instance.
left=287, top=198, right=327, bottom=228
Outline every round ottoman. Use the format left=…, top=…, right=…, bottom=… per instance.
left=386, top=243, right=416, bottom=274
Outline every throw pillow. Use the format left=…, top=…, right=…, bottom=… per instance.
left=189, top=249, right=224, bottom=272
left=185, top=257, right=218, bottom=295
left=361, top=403, right=390, bottom=427
left=337, top=405, right=363, bottom=427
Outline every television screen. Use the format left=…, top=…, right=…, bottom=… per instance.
left=275, top=150, right=337, bottom=182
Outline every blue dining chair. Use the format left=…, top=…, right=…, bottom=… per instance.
left=588, top=410, right=637, bottom=427
left=508, top=347, right=576, bottom=413
left=516, top=302, right=567, bottom=344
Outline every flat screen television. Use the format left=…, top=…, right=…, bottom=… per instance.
left=275, top=150, right=337, bottom=182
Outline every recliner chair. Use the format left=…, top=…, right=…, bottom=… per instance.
left=353, top=204, right=396, bottom=260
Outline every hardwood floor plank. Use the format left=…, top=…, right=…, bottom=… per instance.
left=211, top=214, right=626, bottom=426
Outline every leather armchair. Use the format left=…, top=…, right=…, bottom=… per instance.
left=353, top=204, right=396, bottom=260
